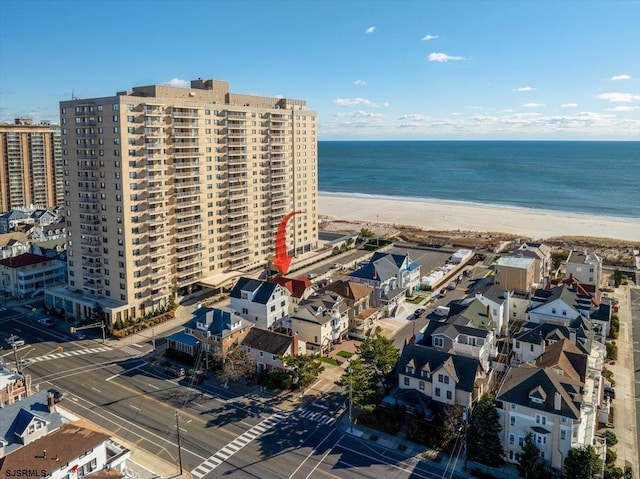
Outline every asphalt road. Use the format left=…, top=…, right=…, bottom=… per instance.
left=2, top=308, right=475, bottom=479
left=630, top=286, right=640, bottom=467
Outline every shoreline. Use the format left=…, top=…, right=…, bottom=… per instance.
left=319, top=193, right=640, bottom=242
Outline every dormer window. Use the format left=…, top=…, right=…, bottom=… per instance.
left=406, top=366, right=414, bottom=375
left=241, top=292, right=248, bottom=300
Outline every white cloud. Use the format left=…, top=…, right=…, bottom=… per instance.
left=335, top=111, right=383, bottom=118
left=382, top=102, right=390, bottom=108
left=421, top=34, right=438, bottom=41
left=354, top=80, right=366, bottom=86
left=605, top=105, right=640, bottom=111
left=166, top=78, right=189, bottom=88
left=366, top=26, right=376, bottom=34
left=397, top=114, right=429, bottom=121
left=502, top=109, right=514, bottom=113
left=560, top=103, right=578, bottom=108
left=333, top=97, right=378, bottom=107
left=523, top=102, right=545, bottom=108
left=596, top=92, right=640, bottom=102
left=428, top=52, right=466, bottom=62
left=515, top=86, right=535, bottom=92
left=611, top=74, right=631, bottom=81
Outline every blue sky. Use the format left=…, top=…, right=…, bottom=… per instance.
left=1, top=0, right=639, bottom=140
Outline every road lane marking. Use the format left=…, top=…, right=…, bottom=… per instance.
left=130, top=405, right=141, bottom=411
left=147, top=382, right=159, bottom=389
left=92, top=387, right=102, bottom=393
left=106, top=362, right=145, bottom=381
left=303, top=434, right=344, bottom=479
left=286, top=429, right=338, bottom=479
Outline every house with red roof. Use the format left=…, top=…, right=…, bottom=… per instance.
left=0, top=253, right=65, bottom=299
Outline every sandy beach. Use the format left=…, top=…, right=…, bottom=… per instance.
left=319, top=193, right=640, bottom=242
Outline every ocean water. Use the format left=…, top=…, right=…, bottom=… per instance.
left=318, top=141, right=640, bottom=219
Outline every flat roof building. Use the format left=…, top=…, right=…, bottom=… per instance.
left=0, top=118, right=63, bottom=212
left=46, top=79, right=318, bottom=326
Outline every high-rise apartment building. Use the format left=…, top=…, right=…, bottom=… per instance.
left=0, top=118, right=63, bottom=211
left=46, top=79, right=318, bottom=326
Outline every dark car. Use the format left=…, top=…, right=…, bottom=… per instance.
left=604, top=387, right=616, bottom=400
left=413, top=308, right=426, bottom=318
left=47, top=389, right=64, bottom=403
left=185, top=370, right=208, bottom=385
left=164, top=366, right=186, bottom=378
left=439, top=288, right=448, bottom=298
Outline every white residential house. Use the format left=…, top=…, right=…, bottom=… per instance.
left=565, top=250, right=602, bottom=290
left=428, top=323, right=495, bottom=372
left=289, top=292, right=349, bottom=355
left=396, top=343, right=487, bottom=409
left=230, top=277, right=290, bottom=330
left=511, top=321, right=596, bottom=365
left=527, top=284, right=612, bottom=338
left=497, top=339, right=603, bottom=472
left=349, top=252, right=420, bottom=315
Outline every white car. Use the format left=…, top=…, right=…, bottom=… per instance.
left=333, top=263, right=342, bottom=269
left=4, top=335, right=25, bottom=348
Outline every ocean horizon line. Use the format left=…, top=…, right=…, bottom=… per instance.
left=318, top=191, right=640, bottom=222
left=318, top=139, right=640, bottom=143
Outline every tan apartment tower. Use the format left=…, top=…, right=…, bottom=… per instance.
left=46, top=79, right=318, bottom=326
left=0, top=118, right=63, bottom=211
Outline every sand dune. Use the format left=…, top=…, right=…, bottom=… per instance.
left=319, top=193, right=640, bottom=242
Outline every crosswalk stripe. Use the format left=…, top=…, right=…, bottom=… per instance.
left=190, top=411, right=288, bottom=477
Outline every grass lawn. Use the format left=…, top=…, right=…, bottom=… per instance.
left=318, top=356, right=341, bottom=366
left=336, top=350, right=354, bottom=359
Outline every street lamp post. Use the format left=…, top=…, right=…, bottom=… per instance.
left=348, top=367, right=353, bottom=433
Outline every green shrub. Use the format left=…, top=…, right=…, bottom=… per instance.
left=606, top=342, right=618, bottom=360
left=336, top=350, right=354, bottom=359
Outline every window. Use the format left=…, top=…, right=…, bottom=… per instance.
left=560, top=430, right=567, bottom=440
left=510, top=415, right=516, bottom=426
left=419, top=381, right=425, bottom=390
left=518, top=436, right=524, bottom=447
left=535, top=414, right=547, bottom=425
left=446, top=390, right=452, bottom=400
left=509, top=434, right=515, bottom=445
left=435, top=387, right=441, bottom=397
left=404, top=377, right=410, bottom=386
left=433, top=337, right=444, bottom=348
left=515, top=341, right=520, bottom=349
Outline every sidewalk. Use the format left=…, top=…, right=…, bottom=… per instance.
left=604, top=284, right=639, bottom=477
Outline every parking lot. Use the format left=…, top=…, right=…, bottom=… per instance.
left=386, top=245, right=453, bottom=277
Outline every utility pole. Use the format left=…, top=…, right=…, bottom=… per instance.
left=348, top=367, right=353, bottom=433
left=175, top=410, right=183, bottom=475
left=101, top=322, right=105, bottom=344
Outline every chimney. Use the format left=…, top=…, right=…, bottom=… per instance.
left=554, top=392, right=562, bottom=411
left=292, top=333, right=299, bottom=356
left=569, top=328, right=577, bottom=344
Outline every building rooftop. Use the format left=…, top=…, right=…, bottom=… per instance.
left=496, top=255, right=535, bottom=269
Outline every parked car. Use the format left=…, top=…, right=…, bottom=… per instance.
left=413, top=308, right=426, bottom=319
left=47, top=389, right=64, bottom=403
left=463, top=269, right=472, bottom=277
left=332, top=263, right=342, bottom=269
left=38, top=318, right=56, bottom=328
left=4, top=335, right=25, bottom=348
left=307, top=273, right=318, bottom=279
left=447, top=281, right=457, bottom=291
left=604, top=386, right=616, bottom=400
left=439, top=288, right=448, bottom=298
left=164, top=366, right=186, bottom=378
left=185, top=369, right=208, bottom=385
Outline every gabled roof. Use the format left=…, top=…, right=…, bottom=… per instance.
left=0, top=391, right=63, bottom=457
left=349, top=252, right=412, bottom=282
left=497, top=367, right=582, bottom=420
left=269, top=276, right=312, bottom=299
left=190, top=307, right=252, bottom=336
left=230, top=277, right=280, bottom=304
left=0, top=423, right=110, bottom=477
left=13, top=408, right=50, bottom=439
left=0, top=232, right=29, bottom=247
left=397, top=344, right=482, bottom=393
left=0, top=211, right=28, bottom=221
left=475, top=284, right=509, bottom=305
left=0, top=252, right=51, bottom=268
left=322, top=280, right=372, bottom=301
left=535, top=339, right=588, bottom=382
left=241, top=328, right=294, bottom=356
left=432, top=323, right=489, bottom=341
left=450, top=298, right=494, bottom=331
left=291, top=292, right=349, bottom=325
left=516, top=323, right=571, bottom=345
